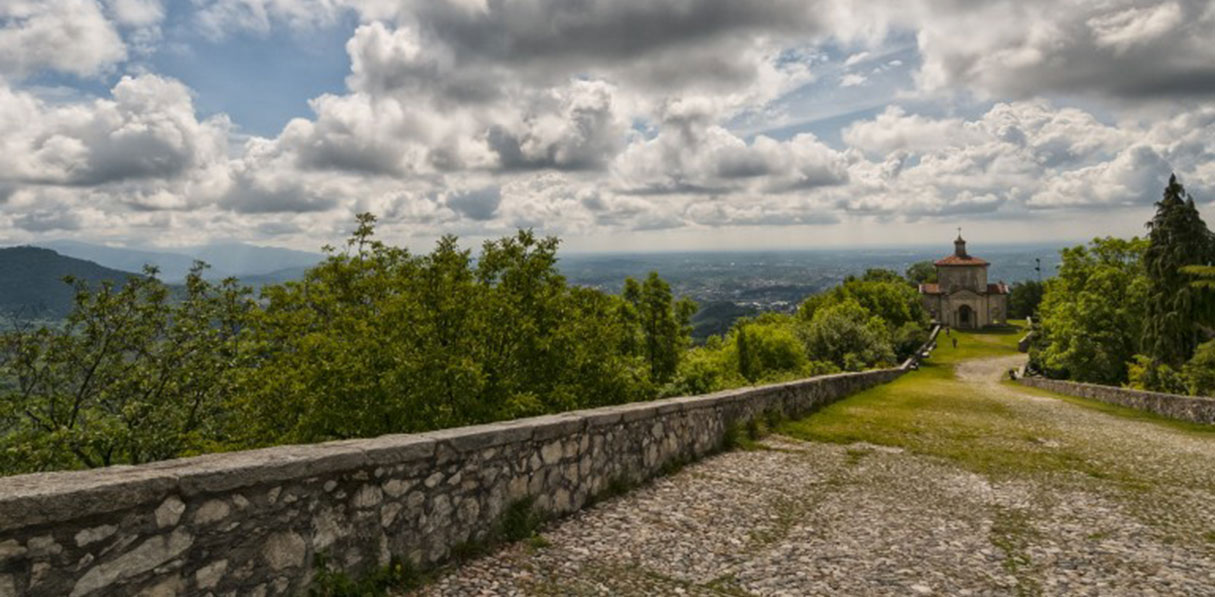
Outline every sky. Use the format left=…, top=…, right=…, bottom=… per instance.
left=1, top=0, right=1213, bottom=253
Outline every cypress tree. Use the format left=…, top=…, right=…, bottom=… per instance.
left=736, top=325, right=756, bottom=382
left=1142, top=174, right=1215, bottom=366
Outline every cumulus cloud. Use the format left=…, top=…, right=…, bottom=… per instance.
left=4, top=0, right=1215, bottom=247
left=910, top=0, right=1215, bottom=100
left=0, top=75, right=230, bottom=188
left=0, top=0, right=127, bottom=78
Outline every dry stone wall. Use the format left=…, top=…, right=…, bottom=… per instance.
left=1019, top=377, right=1215, bottom=424
left=0, top=367, right=906, bottom=597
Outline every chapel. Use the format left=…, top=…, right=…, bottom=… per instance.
left=918, top=233, right=1008, bottom=328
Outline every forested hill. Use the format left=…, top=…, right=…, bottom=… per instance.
left=0, top=246, right=138, bottom=319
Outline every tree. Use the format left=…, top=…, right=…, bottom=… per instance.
left=1008, top=280, right=1045, bottom=319
left=861, top=269, right=903, bottom=284
left=801, top=299, right=895, bottom=371
left=1033, top=237, right=1148, bottom=384
left=1183, top=265, right=1215, bottom=291
left=623, top=272, right=697, bottom=385
left=1141, top=174, right=1215, bottom=366
left=1127, top=355, right=1188, bottom=395
left=0, top=265, right=253, bottom=474
left=1183, top=340, right=1215, bottom=396
left=798, top=277, right=928, bottom=330
left=736, top=324, right=756, bottom=383
left=905, top=261, right=937, bottom=285
left=231, top=217, right=654, bottom=448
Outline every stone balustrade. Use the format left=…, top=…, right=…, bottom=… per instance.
left=0, top=366, right=910, bottom=596
left=1018, top=377, right=1215, bottom=424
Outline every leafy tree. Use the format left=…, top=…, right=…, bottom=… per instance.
left=231, top=217, right=652, bottom=447
left=736, top=324, right=756, bottom=383
left=861, top=268, right=904, bottom=284
left=1183, top=265, right=1215, bottom=291
left=1008, top=280, right=1045, bottom=319
left=905, top=260, right=937, bottom=285
left=0, top=265, right=253, bottom=474
left=1033, top=237, right=1149, bottom=384
left=623, top=272, right=697, bottom=385
left=1127, top=355, right=1189, bottom=395
left=798, top=277, right=928, bottom=330
left=1141, top=174, right=1215, bottom=366
left=734, top=314, right=810, bottom=381
left=801, top=299, right=895, bottom=371
left=1183, top=340, right=1215, bottom=396
left=893, top=321, right=929, bottom=361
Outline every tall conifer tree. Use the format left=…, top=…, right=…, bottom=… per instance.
left=1142, top=175, right=1215, bottom=366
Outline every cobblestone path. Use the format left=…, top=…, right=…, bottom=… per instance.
left=413, top=354, right=1215, bottom=596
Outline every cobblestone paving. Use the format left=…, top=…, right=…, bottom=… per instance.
left=412, top=356, right=1215, bottom=596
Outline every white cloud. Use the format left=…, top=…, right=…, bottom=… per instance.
left=1088, top=2, right=1183, bottom=53
left=839, top=73, right=867, bottom=87
left=843, top=51, right=870, bottom=67
left=0, top=0, right=127, bottom=78
left=3, top=0, right=1215, bottom=248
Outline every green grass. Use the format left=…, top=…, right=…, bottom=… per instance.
left=1010, top=380, right=1215, bottom=437
left=931, top=321, right=1026, bottom=365
left=777, top=321, right=1211, bottom=483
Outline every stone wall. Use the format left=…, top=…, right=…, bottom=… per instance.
left=0, top=367, right=908, bottom=597
left=1018, top=377, right=1215, bottom=424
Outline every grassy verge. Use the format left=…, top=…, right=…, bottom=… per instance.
left=1009, top=380, right=1215, bottom=437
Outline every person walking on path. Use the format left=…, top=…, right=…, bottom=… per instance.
left=952, top=337, right=958, bottom=349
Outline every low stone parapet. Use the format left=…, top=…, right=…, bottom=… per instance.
left=1018, top=377, right=1215, bottom=425
left=0, top=367, right=906, bottom=596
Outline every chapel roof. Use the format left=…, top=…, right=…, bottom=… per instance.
left=934, top=231, right=989, bottom=266
left=933, top=254, right=990, bottom=266
left=919, top=282, right=1008, bottom=295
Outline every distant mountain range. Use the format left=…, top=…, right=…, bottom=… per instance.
left=1, top=242, right=326, bottom=320
left=0, top=246, right=139, bottom=319
left=36, top=240, right=323, bottom=282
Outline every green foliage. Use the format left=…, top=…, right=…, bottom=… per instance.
left=1141, top=174, right=1215, bottom=366
left=0, top=212, right=928, bottom=476
left=1033, top=237, right=1149, bottom=385
left=1183, top=265, right=1215, bottom=291
left=499, top=497, right=546, bottom=542
left=1127, top=355, right=1189, bottom=395
left=802, top=299, right=896, bottom=371
left=231, top=218, right=654, bottom=447
left=622, top=272, right=697, bottom=385
left=905, top=260, right=937, bottom=285
left=798, top=275, right=928, bottom=331
left=309, top=553, right=419, bottom=597
left=1183, top=340, right=1215, bottom=396
left=893, top=321, right=930, bottom=362
left=0, top=265, right=252, bottom=474
left=1007, top=280, right=1045, bottom=319
left=735, top=324, right=756, bottom=383
left=860, top=268, right=904, bottom=284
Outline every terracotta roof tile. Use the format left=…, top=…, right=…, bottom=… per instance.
left=934, top=254, right=989, bottom=266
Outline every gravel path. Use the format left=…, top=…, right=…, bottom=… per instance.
left=412, top=356, right=1215, bottom=596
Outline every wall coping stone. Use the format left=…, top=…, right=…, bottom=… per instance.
left=1019, top=376, right=1215, bottom=424
left=0, top=357, right=927, bottom=533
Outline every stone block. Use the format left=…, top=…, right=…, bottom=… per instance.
left=530, top=414, right=586, bottom=441
left=356, top=435, right=437, bottom=466
left=0, top=466, right=178, bottom=531
left=173, top=443, right=368, bottom=495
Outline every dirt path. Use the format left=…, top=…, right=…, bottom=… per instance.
left=412, top=356, right=1215, bottom=596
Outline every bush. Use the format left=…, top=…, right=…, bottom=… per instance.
left=1183, top=340, right=1215, bottom=396
left=1127, top=355, right=1189, bottom=395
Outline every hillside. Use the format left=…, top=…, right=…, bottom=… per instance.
left=38, top=240, right=322, bottom=282
left=0, top=246, right=139, bottom=319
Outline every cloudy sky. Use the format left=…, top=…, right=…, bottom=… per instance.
left=1, top=0, right=1213, bottom=252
